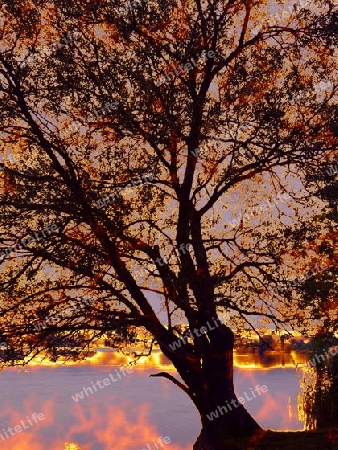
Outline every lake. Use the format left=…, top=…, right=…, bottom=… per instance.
left=0, top=349, right=308, bottom=449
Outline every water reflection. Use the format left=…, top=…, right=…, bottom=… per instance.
left=31, top=347, right=308, bottom=371
left=0, top=350, right=307, bottom=449
left=235, top=350, right=308, bottom=369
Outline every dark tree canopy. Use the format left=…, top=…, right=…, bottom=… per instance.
left=0, top=0, right=336, bottom=446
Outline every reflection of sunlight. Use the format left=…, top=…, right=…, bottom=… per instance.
left=0, top=399, right=189, bottom=450
left=298, top=365, right=317, bottom=430
left=234, top=351, right=307, bottom=370
left=288, top=397, right=293, bottom=419
left=0, top=351, right=308, bottom=448
left=17, top=347, right=308, bottom=432
left=27, top=347, right=308, bottom=371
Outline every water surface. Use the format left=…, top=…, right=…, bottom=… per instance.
left=0, top=350, right=306, bottom=449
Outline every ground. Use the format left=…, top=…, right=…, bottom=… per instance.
left=220, top=429, right=338, bottom=450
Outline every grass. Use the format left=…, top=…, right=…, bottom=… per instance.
left=220, top=429, right=338, bottom=450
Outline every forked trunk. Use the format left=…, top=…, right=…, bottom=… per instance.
left=193, top=398, right=261, bottom=450
left=193, top=323, right=261, bottom=449
left=160, top=322, right=261, bottom=449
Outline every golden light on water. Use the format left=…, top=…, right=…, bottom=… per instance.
left=27, top=347, right=309, bottom=371
left=21, top=348, right=309, bottom=430
left=0, top=399, right=190, bottom=450
left=288, top=397, right=293, bottom=419
left=65, top=444, right=81, bottom=450
left=0, top=348, right=310, bottom=449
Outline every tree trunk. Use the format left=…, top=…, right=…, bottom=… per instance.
left=160, top=321, right=262, bottom=450
left=193, top=401, right=261, bottom=450
left=194, top=323, right=261, bottom=449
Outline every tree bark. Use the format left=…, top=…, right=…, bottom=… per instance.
left=193, top=400, right=261, bottom=450
left=159, top=322, right=262, bottom=450
left=195, top=323, right=261, bottom=448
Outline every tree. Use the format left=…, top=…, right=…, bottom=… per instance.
left=0, top=0, right=336, bottom=448
left=301, top=331, right=338, bottom=430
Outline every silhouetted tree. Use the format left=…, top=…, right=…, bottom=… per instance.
left=0, top=1, right=336, bottom=447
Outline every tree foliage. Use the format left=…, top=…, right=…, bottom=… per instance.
left=0, top=0, right=336, bottom=425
